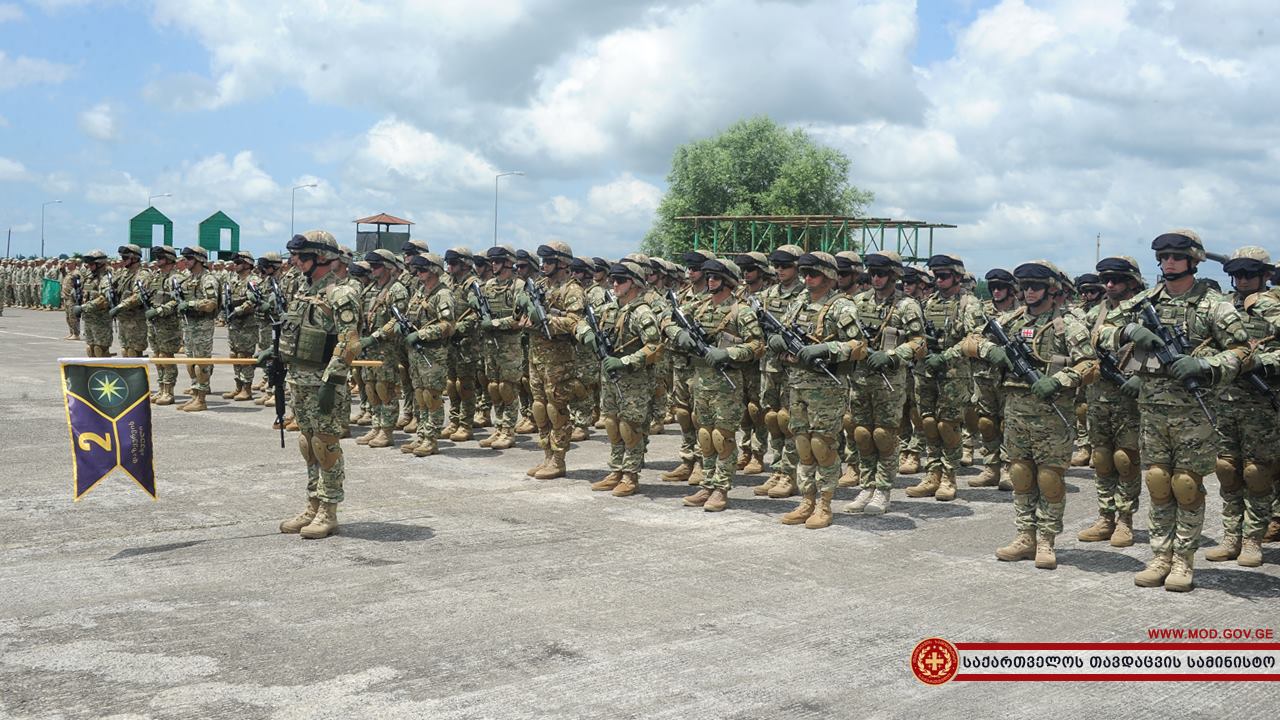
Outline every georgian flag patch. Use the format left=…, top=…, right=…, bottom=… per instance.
left=1020, top=328, right=1035, bottom=339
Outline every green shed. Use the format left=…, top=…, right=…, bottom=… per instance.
left=129, top=207, right=173, bottom=255
left=198, top=211, right=240, bottom=260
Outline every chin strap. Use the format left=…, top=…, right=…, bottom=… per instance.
left=1160, top=269, right=1195, bottom=282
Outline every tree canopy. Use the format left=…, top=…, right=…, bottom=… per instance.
left=641, top=116, right=873, bottom=258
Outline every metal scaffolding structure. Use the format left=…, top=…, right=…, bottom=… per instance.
left=676, top=215, right=957, bottom=263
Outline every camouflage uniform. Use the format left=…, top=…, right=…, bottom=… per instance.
left=110, top=249, right=149, bottom=357
left=401, top=253, right=454, bottom=456
left=756, top=246, right=806, bottom=497
left=141, top=249, right=182, bottom=404
left=76, top=254, right=114, bottom=355
left=357, top=251, right=410, bottom=446
left=445, top=249, right=485, bottom=441
left=969, top=269, right=1021, bottom=489
left=224, top=255, right=262, bottom=397
left=177, top=248, right=221, bottom=406
left=62, top=264, right=83, bottom=338
left=524, top=243, right=586, bottom=479
left=478, top=252, right=524, bottom=448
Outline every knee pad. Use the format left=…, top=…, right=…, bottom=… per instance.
left=311, top=433, right=342, bottom=471
left=937, top=420, right=962, bottom=449
left=1037, top=465, right=1066, bottom=502
left=811, top=433, right=839, bottom=466
left=1171, top=469, right=1204, bottom=509
left=1114, top=448, right=1139, bottom=480
left=498, top=381, right=518, bottom=404
left=298, top=433, right=316, bottom=465
left=424, top=388, right=444, bottom=411
left=1244, top=460, right=1273, bottom=496
left=777, top=408, right=794, bottom=438
left=487, top=381, right=501, bottom=403
left=1009, top=459, right=1035, bottom=493
left=963, top=407, right=979, bottom=433
left=842, top=412, right=855, bottom=435
left=697, top=427, right=715, bottom=458
left=531, top=401, right=549, bottom=428
left=547, top=402, right=568, bottom=429
left=620, top=420, right=642, bottom=449
left=1145, top=464, right=1173, bottom=504
left=764, top=410, right=782, bottom=438
left=414, top=388, right=427, bottom=410
left=1075, top=402, right=1088, bottom=424
left=872, top=427, right=898, bottom=455
left=674, top=406, right=694, bottom=434
left=1091, top=446, right=1116, bottom=477
left=603, top=416, right=622, bottom=444
left=445, top=378, right=460, bottom=401
left=794, top=433, right=815, bottom=465
left=977, top=416, right=999, bottom=442
left=853, top=426, right=875, bottom=455
left=747, top=401, right=762, bottom=426
left=1215, top=456, right=1242, bottom=492
left=712, top=428, right=734, bottom=459
left=922, top=416, right=941, bottom=444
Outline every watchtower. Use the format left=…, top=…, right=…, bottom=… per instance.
left=354, top=213, right=413, bottom=254
left=129, top=207, right=174, bottom=259
left=198, top=211, right=240, bottom=260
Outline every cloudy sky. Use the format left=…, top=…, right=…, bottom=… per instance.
left=1, top=0, right=1276, bottom=279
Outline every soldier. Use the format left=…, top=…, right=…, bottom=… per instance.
left=1070, top=274, right=1106, bottom=466
left=252, top=254, right=286, bottom=403
left=513, top=250, right=540, bottom=435
left=658, top=250, right=713, bottom=484
left=734, top=251, right=771, bottom=476
left=964, top=261, right=1094, bottom=569
left=345, top=260, right=376, bottom=424
left=1201, top=247, right=1280, bottom=569
left=753, top=244, right=807, bottom=499
left=521, top=242, right=586, bottom=479
left=671, top=258, right=764, bottom=511
left=443, top=246, right=482, bottom=443
left=107, top=244, right=149, bottom=358
left=1101, top=229, right=1248, bottom=592
left=175, top=246, right=221, bottom=412
left=834, top=250, right=866, bottom=488
left=844, top=252, right=925, bottom=516
left=908, top=254, right=984, bottom=501
left=475, top=245, right=523, bottom=450
left=396, top=240, right=430, bottom=434
left=272, top=230, right=360, bottom=539
left=569, top=256, right=603, bottom=441
left=218, top=251, right=261, bottom=401
left=1076, top=257, right=1144, bottom=547
left=61, top=258, right=83, bottom=340
left=355, top=249, right=409, bottom=449
left=142, top=247, right=182, bottom=405
left=897, top=266, right=927, bottom=474
left=399, top=252, right=454, bottom=458
left=71, top=250, right=113, bottom=357
left=587, top=259, right=663, bottom=496
left=968, top=268, right=1020, bottom=489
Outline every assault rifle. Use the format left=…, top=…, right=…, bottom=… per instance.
left=849, top=315, right=894, bottom=390
left=265, top=276, right=287, bottom=448
left=171, top=277, right=187, bottom=314
left=469, top=280, right=499, bottom=350
left=1135, top=298, right=1216, bottom=426
left=71, top=275, right=83, bottom=307
left=668, top=289, right=735, bottom=388
left=221, top=282, right=233, bottom=326
left=748, top=296, right=839, bottom=384
left=104, top=270, right=119, bottom=309
left=135, top=279, right=154, bottom=313
left=523, top=277, right=553, bottom=339
left=390, top=304, right=432, bottom=366
left=980, top=314, right=1072, bottom=430
left=922, top=318, right=945, bottom=353
left=584, top=304, right=624, bottom=403
left=1095, top=347, right=1128, bottom=386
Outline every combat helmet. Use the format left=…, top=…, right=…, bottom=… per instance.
left=1223, top=246, right=1273, bottom=277
left=863, top=251, right=903, bottom=276
left=1095, top=256, right=1143, bottom=286
left=1151, top=229, right=1206, bottom=262
left=796, top=251, right=838, bottom=280
left=286, top=230, right=341, bottom=260
left=701, top=257, right=742, bottom=287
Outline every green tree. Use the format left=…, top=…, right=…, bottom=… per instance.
left=641, top=116, right=873, bottom=258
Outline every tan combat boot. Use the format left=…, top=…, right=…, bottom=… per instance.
left=368, top=428, right=393, bottom=448
left=233, top=382, right=254, bottom=401
left=535, top=451, right=567, bottom=480
left=594, top=416, right=606, bottom=430
left=780, top=490, right=817, bottom=525
left=969, top=463, right=1001, bottom=487
left=489, top=430, right=515, bottom=450
left=1070, top=446, right=1091, bottom=466
left=255, top=392, right=271, bottom=406
left=450, top=425, right=473, bottom=442
left=155, top=383, right=175, bottom=406
left=176, top=392, right=196, bottom=411
left=1134, top=551, right=1173, bottom=587
left=753, top=473, right=781, bottom=496
left=898, top=451, right=920, bottom=474
left=704, top=488, right=729, bottom=512
left=935, top=471, right=957, bottom=501
left=527, top=448, right=552, bottom=477
left=661, top=459, right=694, bottom=483
left=395, top=413, right=410, bottom=430
left=905, top=469, right=941, bottom=498
left=221, top=382, right=240, bottom=400
left=300, top=502, right=339, bottom=539
left=742, top=452, right=764, bottom=475
left=285, top=417, right=299, bottom=432
left=355, top=427, right=378, bottom=445
left=767, top=473, right=798, bottom=499
left=1265, top=517, right=1280, bottom=543
left=1238, top=537, right=1264, bottom=567
left=413, top=439, right=438, bottom=457
left=844, top=487, right=874, bottom=514
left=736, top=453, right=750, bottom=471
left=998, top=474, right=1014, bottom=491
left=1035, top=533, right=1057, bottom=569
left=804, top=491, right=834, bottom=529
left=592, top=472, right=623, bottom=492
left=1110, top=513, right=1134, bottom=547
left=570, top=426, right=589, bottom=442
left=400, top=437, right=421, bottom=454
left=356, top=410, right=372, bottom=426
left=1164, top=553, right=1195, bottom=592
left=478, top=432, right=496, bottom=448
left=350, top=408, right=364, bottom=424
left=688, top=462, right=705, bottom=486
left=182, top=391, right=207, bottom=412
left=439, top=422, right=458, bottom=439
left=995, top=531, right=1036, bottom=561
left=611, top=472, right=639, bottom=497
left=683, top=488, right=712, bottom=507
left=404, top=416, right=418, bottom=434
left=864, top=488, right=891, bottom=516
left=279, top=498, right=320, bottom=533
left=838, top=464, right=860, bottom=488
left=473, top=410, right=491, bottom=428
left=960, top=446, right=974, bottom=466
left=1077, top=513, right=1116, bottom=542
left=1205, top=534, right=1241, bottom=562
left=514, top=417, right=536, bottom=434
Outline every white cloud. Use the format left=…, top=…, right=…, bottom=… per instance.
left=345, top=118, right=497, bottom=193
left=77, top=102, right=117, bottom=141
left=0, top=50, right=72, bottom=90
left=0, top=3, right=23, bottom=22
left=543, top=196, right=581, bottom=224
left=0, top=156, right=28, bottom=181
left=85, top=172, right=145, bottom=205
left=586, top=173, right=661, bottom=219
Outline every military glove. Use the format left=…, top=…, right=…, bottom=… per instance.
left=1124, top=323, right=1165, bottom=352
left=985, top=346, right=1011, bottom=371
left=767, top=334, right=789, bottom=355
left=1172, top=354, right=1211, bottom=382
left=1120, top=375, right=1143, bottom=398
left=177, top=300, right=190, bottom=315
left=1030, top=375, right=1061, bottom=400
left=515, top=294, right=532, bottom=315
left=866, top=350, right=894, bottom=371
left=359, top=335, right=378, bottom=350
left=71, top=304, right=83, bottom=316
left=924, top=352, right=949, bottom=374
left=488, top=318, right=503, bottom=329
left=405, top=331, right=422, bottom=347
left=703, top=347, right=731, bottom=367
left=797, top=343, right=832, bottom=366
left=602, top=356, right=626, bottom=375
left=255, top=349, right=276, bottom=368
left=581, top=330, right=599, bottom=353
left=675, top=330, right=699, bottom=353
left=145, top=308, right=159, bottom=320
left=317, top=381, right=338, bottom=414
left=108, top=305, right=121, bottom=319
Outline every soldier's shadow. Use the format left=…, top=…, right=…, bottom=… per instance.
left=339, top=521, right=435, bottom=543
left=1196, top=559, right=1280, bottom=599
left=448, top=447, right=501, bottom=459
left=1054, top=547, right=1146, bottom=575
left=887, top=500, right=976, bottom=521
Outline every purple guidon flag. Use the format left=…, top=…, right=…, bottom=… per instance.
left=59, top=359, right=156, bottom=500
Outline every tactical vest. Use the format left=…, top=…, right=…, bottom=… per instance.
left=280, top=276, right=338, bottom=366
left=484, top=277, right=518, bottom=320
left=1004, top=307, right=1070, bottom=378
left=854, top=292, right=901, bottom=352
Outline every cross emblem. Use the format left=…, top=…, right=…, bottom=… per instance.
left=924, top=651, right=946, bottom=672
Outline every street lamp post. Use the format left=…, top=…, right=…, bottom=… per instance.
left=291, top=183, right=318, bottom=239
left=494, top=171, right=524, bottom=246
left=148, top=192, right=171, bottom=207
left=40, top=199, right=61, bottom=257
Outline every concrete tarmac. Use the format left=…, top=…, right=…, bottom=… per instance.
left=1, top=307, right=1278, bottom=719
